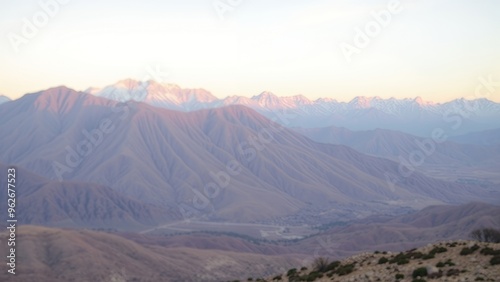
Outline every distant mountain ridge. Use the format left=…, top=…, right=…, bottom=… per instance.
left=85, top=79, right=500, bottom=136
left=450, top=128, right=500, bottom=146
left=294, top=126, right=500, bottom=167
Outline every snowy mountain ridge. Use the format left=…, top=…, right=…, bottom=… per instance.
left=86, top=79, right=499, bottom=114
left=85, top=79, right=500, bottom=136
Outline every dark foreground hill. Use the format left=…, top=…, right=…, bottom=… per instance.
left=257, top=240, right=500, bottom=282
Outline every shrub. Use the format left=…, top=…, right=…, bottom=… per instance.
left=298, top=272, right=321, bottom=282
left=287, top=268, right=297, bottom=277
left=429, top=246, right=448, bottom=255
left=325, top=261, right=340, bottom=272
left=470, top=228, right=500, bottom=243
left=378, top=257, right=389, bottom=264
left=312, top=257, right=330, bottom=272
left=460, top=245, right=480, bottom=255
left=410, top=252, right=424, bottom=259
left=412, top=279, right=426, bottom=282
left=397, top=258, right=410, bottom=265
left=446, top=269, right=460, bottom=277
left=334, top=263, right=355, bottom=276
left=272, top=275, right=282, bottom=281
left=436, top=259, right=455, bottom=267
left=422, top=253, right=434, bottom=260
left=460, top=248, right=472, bottom=255
left=395, top=273, right=404, bottom=279
left=412, top=267, right=428, bottom=278
left=306, top=271, right=323, bottom=281
left=490, top=255, right=500, bottom=265
left=389, top=253, right=412, bottom=265
left=480, top=247, right=500, bottom=256
left=475, top=277, right=485, bottom=281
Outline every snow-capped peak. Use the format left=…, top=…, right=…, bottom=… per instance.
left=86, top=79, right=218, bottom=111
left=349, top=96, right=374, bottom=108
left=290, top=94, right=312, bottom=104
left=252, top=91, right=278, bottom=100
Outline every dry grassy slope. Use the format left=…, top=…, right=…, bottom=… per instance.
left=0, top=87, right=496, bottom=222
left=0, top=226, right=302, bottom=282
left=261, top=241, right=500, bottom=282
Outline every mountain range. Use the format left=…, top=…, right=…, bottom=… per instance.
left=1, top=86, right=497, bottom=225
left=85, top=79, right=500, bottom=136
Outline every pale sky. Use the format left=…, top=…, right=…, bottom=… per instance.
left=1, top=0, right=500, bottom=102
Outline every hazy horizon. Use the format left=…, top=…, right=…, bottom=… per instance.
left=1, top=0, right=500, bottom=102
left=2, top=79, right=500, bottom=105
